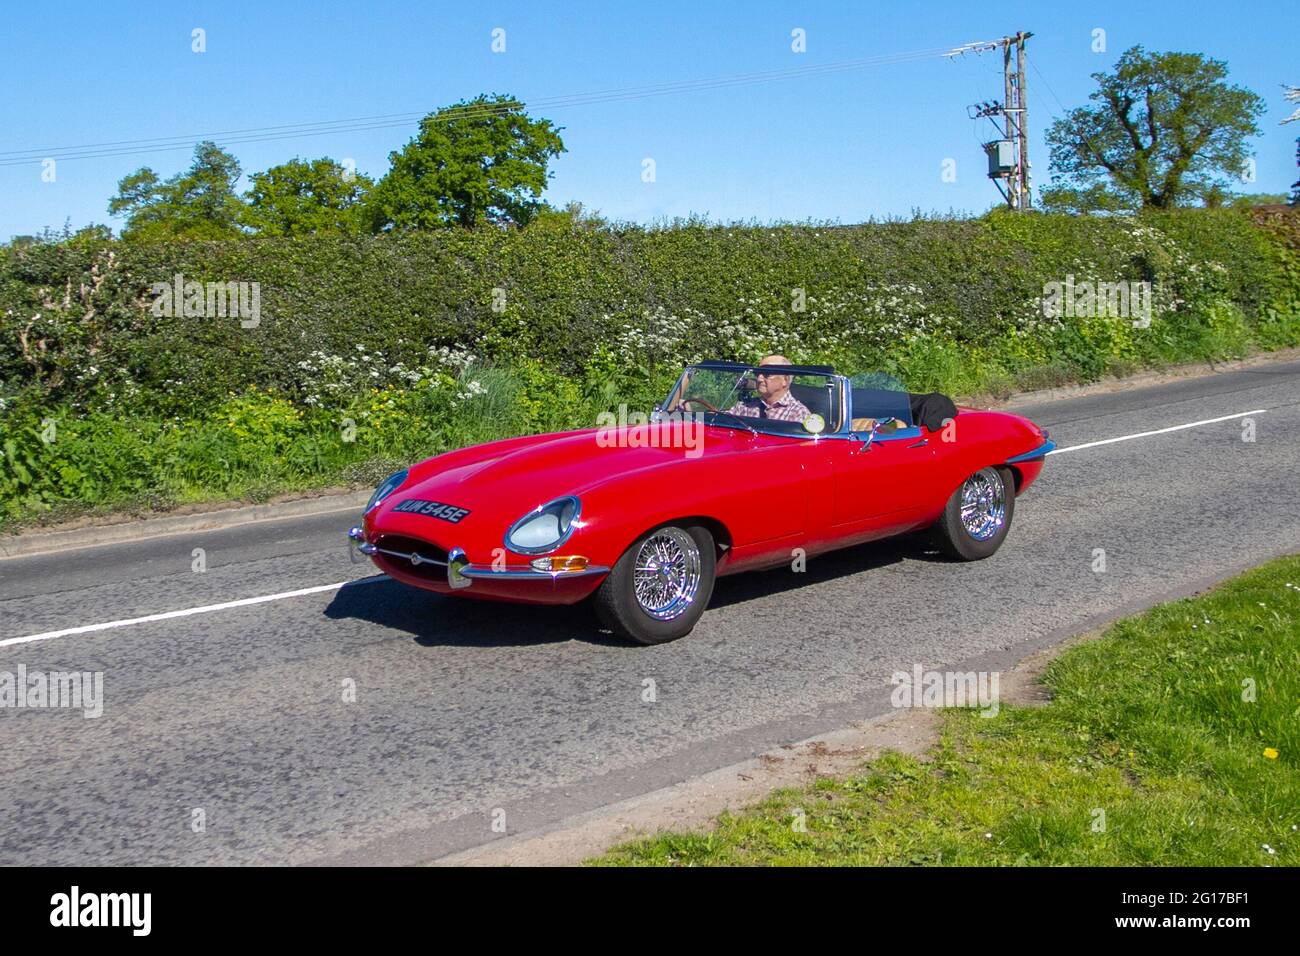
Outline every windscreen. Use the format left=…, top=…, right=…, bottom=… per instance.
left=662, top=364, right=842, bottom=436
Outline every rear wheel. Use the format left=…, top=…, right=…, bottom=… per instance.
left=932, top=466, right=1015, bottom=560
left=595, top=524, right=716, bottom=645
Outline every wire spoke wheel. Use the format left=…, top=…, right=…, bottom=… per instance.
left=633, top=527, right=702, bottom=621
left=959, top=468, right=1007, bottom=541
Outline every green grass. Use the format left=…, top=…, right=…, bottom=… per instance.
left=593, top=556, right=1300, bottom=866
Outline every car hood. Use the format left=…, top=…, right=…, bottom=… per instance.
left=381, top=424, right=756, bottom=521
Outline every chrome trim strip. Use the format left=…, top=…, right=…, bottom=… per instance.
left=349, top=529, right=449, bottom=567
left=460, top=564, right=610, bottom=580
left=1005, top=439, right=1057, bottom=464
left=372, top=546, right=448, bottom=567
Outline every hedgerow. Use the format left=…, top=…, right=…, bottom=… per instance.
left=1, top=209, right=1296, bottom=521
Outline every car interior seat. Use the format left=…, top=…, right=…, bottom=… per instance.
left=788, top=381, right=835, bottom=424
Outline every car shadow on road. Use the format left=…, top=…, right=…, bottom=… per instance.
left=323, top=576, right=623, bottom=648
left=326, top=534, right=946, bottom=648
left=708, top=532, right=940, bottom=610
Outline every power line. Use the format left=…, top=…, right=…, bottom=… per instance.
left=0, top=44, right=968, bottom=168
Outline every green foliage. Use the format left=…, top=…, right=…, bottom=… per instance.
left=108, top=141, right=247, bottom=240
left=367, top=95, right=566, bottom=229
left=0, top=209, right=1296, bottom=520
left=103, top=100, right=564, bottom=239
left=0, top=360, right=601, bottom=522
left=1221, top=192, right=1289, bottom=209
left=1043, top=47, right=1266, bottom=212
left=242, top=157, right=374, bottom=236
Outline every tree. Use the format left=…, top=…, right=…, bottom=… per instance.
left=242, top=157, right=374, bottom=236
left=108, top=141, right=246, bottom=239
left=1284, top=85, right=1300, bottom=125
left=368, top=95, right=565, bottom=230
left=1041, top=47, right=1264, bottom=213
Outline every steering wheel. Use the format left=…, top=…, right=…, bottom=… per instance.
left=681, top=397, right=719, bottom=413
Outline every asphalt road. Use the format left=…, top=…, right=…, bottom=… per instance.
left=2, top=360, right=1298, bottom=865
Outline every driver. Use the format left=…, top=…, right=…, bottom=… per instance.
left=725, top=354, right=811, bottom=422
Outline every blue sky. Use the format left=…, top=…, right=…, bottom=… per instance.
left=2, top=0, right=1297, bottom=238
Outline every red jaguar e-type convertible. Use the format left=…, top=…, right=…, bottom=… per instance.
left=349, top=361, right=1053, bottom=644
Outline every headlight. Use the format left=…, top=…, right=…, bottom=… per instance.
left=365, top=469, right=409, bottom=513
left=505, top=496, right=580, bottom=554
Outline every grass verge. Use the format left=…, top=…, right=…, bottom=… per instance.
left=593, top=555, right=1300, bottom=866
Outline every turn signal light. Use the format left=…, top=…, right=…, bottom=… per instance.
left=530, top=556, right=590, bottom=573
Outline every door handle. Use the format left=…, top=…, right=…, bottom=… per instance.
left=907, top=439, right=929, bottom=449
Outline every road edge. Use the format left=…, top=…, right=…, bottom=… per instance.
left=989, top=346, right=1300, bottom=409
left=0, top=491, right=371, bottom=560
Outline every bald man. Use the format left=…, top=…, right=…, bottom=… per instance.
left=724, top=354, right=812, bottom=423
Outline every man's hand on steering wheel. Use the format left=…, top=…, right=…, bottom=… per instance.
left=681, top=397, right=719, bottom=412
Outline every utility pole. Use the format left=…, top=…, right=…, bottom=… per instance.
left=963, top=31, right=1032, bottom=210
left=1003, top=39, right=1017, bottom=209
left=1012, top=31, right=1031, bottom=209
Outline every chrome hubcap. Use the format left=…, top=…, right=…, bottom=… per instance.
left=634, top=528, right=702, bottom=621
left=960, top=469, right=1006, bottom=541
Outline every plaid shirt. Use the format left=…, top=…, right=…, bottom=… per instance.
left=724, top=391, right=811, bottom=423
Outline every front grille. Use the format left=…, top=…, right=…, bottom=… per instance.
left=371, top=534, right=450, bottom=581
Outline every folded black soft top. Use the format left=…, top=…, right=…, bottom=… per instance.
left=908, top=391, right=958, bottom=432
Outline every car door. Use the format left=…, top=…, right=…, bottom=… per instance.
left=707, top=434, right=821, bottom=572
left=827, top=426, right=938, bottom=534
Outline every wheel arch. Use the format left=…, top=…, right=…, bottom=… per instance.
left=631, top=514, right=733, bottom=562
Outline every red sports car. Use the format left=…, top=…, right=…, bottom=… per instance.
left=349, top=361, right=1053, bottom=644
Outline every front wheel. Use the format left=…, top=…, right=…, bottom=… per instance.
left=594, top=524, right=716, bottom=645
left=931, top=466, right=1015, bottom=560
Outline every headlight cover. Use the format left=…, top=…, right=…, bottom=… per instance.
left=365, top=469, right=409, bottom=513
left=505, top=496, right=581, bottom=554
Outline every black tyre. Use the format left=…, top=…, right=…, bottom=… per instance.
left=931, top=466, right=1015, bottom=560
left=594, top=524, right=716, bottom=645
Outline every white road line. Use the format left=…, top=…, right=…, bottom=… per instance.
left=1048, top=409, right=1266, bottom=455
left=0, top=579, right=378, bottom=649
left=0, top=406, right=1276, bottom=650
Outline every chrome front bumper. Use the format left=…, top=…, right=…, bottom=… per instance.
left=348, top=526, right=609, bottom=587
